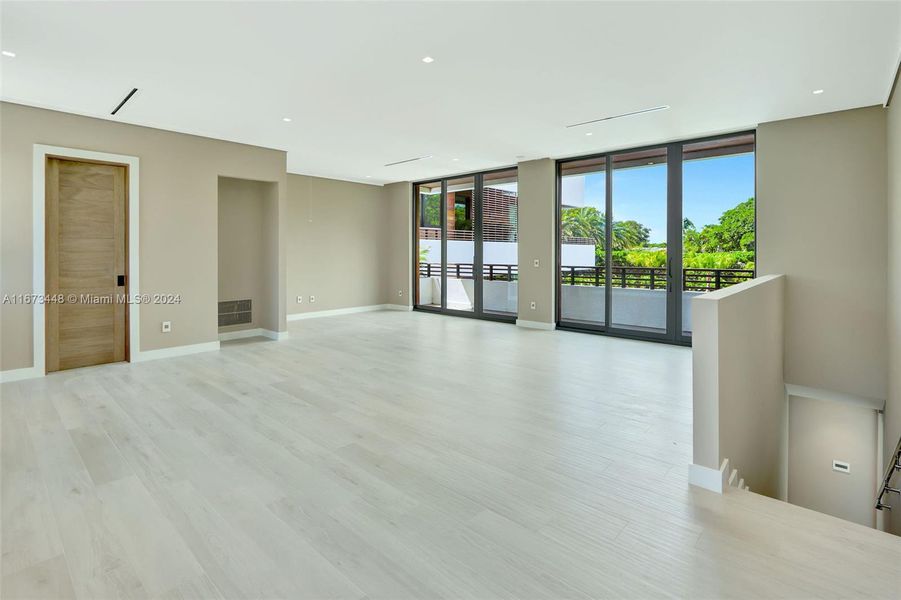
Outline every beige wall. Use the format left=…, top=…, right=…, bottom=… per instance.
left=382, top=181, right=412, bottom=307
left=692, top=275, right=786, bottom=498
left=286, top=174, right=393, bottom=314
left=516, top=159, right=556, bottom=324
left=788, top=395, right=878, bottom=528
left=0, top=102, right=287, bottom=371
left=887, top=98, right=901, bottom=531
left=218, top=177, right=278, bottom=332
left=757, top=106, right=888, bottom=401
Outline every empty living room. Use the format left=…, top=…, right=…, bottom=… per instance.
left=2, top=1, right=901, bottom=598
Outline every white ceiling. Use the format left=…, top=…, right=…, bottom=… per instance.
left=2, top=1, right=899, bottom=185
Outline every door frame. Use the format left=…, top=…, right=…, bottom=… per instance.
left=555, top=130, right=756, bottom=346
left=32, top=144, right=140, bottom=376
left=411, top=165, right=518, bottom=324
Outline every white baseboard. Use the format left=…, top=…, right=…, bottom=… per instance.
left=219, top=328, right=266, bottom=341
left=131, top=341, right=220, bottom=363
left=515, top=319, right=555, bottom=331
left=219, top=328, right=289, bottom=342
left=689, top=458, right=729, bottom=494
left=288, top=304, right=404, bottom=321
left=384, top=303, right=412, bottom=311
left=263, top=329, right=290, bottom=340
left=0, top=366, right=43, bottom=383
left=1, top=341, right=221, bottom=380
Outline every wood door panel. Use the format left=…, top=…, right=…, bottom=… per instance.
left=59, top=304, right=117, bottom=329
left=58, top=162, right=118, bottom=188
left=58, top=189, right=116, bottom=238
left=46, top=158, right=127, bottom=372
left=59, top=238, right=116, bottom=272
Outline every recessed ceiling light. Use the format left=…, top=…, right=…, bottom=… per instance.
left=1, top=50, right=16, bottom=58
left=365, top=175, right=372, bottom=178
left=452, top=158, right=460, bottom=161
left=421, top=56, right=434, bottom=63
left=585, top=132, right=593, bottom=136
left=812, top=89, right=824, bottom=95
left=282, top=117, right=292, bottom=122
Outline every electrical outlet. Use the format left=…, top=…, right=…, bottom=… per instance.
left=161, top=321, right=171, bottom=333
left=309, top=295, right=316, bottom=303
left=533, top=259, right=540, bottom=268
left=296, top=295, right=303, bottom=304
left=530, top=301, right=536, bottom=310
left=398, top=290, right=403, bottom=297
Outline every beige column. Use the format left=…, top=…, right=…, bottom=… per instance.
left=516, top=158, right=557, bottom=327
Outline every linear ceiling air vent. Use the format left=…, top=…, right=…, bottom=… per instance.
left=566, top=105, right=669, bottom=128
left=384, top=155, right=433, bottom=167
left=111, top=88, right=139, bottom=115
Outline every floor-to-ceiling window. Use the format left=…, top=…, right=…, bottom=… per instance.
left=557, top=132, right=755, bottom=344
left=681, top=134, right=756, bottom=337
left=413, top=167, right=519, bottom=321
left=415, top=181, right=442, bottom=309
left=482, top=169, right=518, bottom=317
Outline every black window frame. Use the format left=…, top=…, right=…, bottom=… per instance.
left=555, top=130, right=757, bottom=346
left=412, top=165, right=519, bottom=324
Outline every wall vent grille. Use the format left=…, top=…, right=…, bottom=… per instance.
left=218, top=299, right=251, bottom=327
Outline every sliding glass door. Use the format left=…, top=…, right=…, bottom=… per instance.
left=414, top=167, right=519, bottom=321
left=680, top=134, right=756, bottom=339
left=415, top=181, right=442, bottom=309
left=482, top=169, right=518, bottom=317
left=446, top=175, right=476, bottom=313
left=610, top=147, right=669, bottom=335
left=558, top=132, right=755, bottom=344
left=559, top=157, right=607, bottom=327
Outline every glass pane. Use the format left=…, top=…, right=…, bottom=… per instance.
left=682, top=134, right=756, bottom=335
left=416, top=181, right=441, bottom=308
left=560, top=157, right=606, bottom=326
left=446, top=176, right=475, bottom=312
left=610, top=148, right=668, bottom=334
left=482, top=169, right=518, bottom=316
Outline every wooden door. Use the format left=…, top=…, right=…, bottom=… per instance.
left=46, top=158, right=128, bottom=372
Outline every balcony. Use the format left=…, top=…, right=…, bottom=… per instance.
left=418, top=262, right=755, bottom=328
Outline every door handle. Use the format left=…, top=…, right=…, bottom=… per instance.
left=117, top=274, right=126, bottom=287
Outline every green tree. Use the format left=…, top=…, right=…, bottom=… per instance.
left=683, top=217, right=701, bottom=253
left=560, top=207, right=650, bottom=252
left=697, top=198, right=755, bottom=252
left=616, top=220, right=650, bottom=248
left=561, top=206, right=604, bottom=245
left=421, top=193, right=441, bottom=227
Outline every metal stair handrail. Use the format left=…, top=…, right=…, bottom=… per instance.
left=876, top=435, right=901, bottom=511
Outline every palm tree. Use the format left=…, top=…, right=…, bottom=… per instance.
left=561, top=206, right=604, bottom=245
left=561, top=207, right=649, bottom=250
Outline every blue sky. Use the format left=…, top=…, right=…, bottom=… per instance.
left=580, top=153, right=755, bottom=243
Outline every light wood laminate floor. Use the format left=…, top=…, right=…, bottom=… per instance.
left=3, top=311, right=899, bottom=599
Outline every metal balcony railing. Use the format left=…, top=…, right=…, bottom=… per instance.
left=418, top=263, right=755, bottom=292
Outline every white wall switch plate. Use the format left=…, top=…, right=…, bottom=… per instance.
left=832, top=460, right=850, bottom=473
left=398, top=290, right=403, bottom=297
left=533, top=259, right=540, bottom=268
left=161, top=321, right=171, bottom=333
left=296, top=295, right=303, bottom=303
left=309, top=295, right=316, bottom=303
left=530, top=301, right=536, bottom=310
